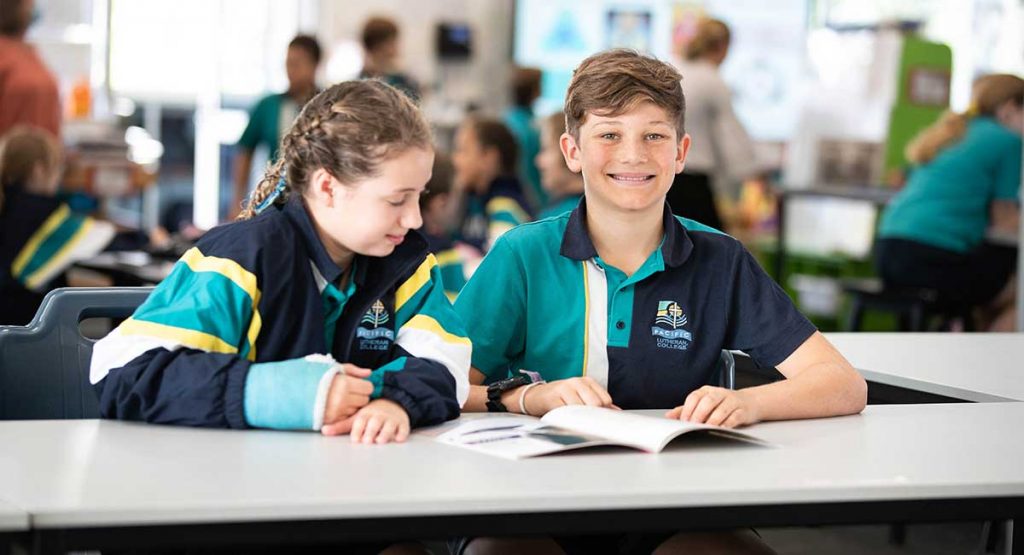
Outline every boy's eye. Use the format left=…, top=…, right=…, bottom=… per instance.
left=646, top=133, right=666, bottom=140
left=600, top=133, right=619, bottom=140
left=386, top=197, right=406, bottom=207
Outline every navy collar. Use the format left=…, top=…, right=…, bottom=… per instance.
left=282, top=196, right=345, bottom=284
left=559, top=198, right=693, bottom=268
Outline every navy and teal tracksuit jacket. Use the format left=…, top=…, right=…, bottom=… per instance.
left=0, top=187, right=115, bottom=325
left=89, top=197, right=471, bottom=431
left=459, top=175, right=532, bottom=252
left=421, top=230, right=467, bottom=301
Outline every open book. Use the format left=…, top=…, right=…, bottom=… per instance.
left=437, top=406, right=770, bottom=459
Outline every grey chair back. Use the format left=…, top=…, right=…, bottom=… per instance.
left=0, top=287, right=152, bottom=420
left=716, top=349, right=736, bottom=390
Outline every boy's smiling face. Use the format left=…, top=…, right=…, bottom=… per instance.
left=561, top=101, right=689, bottom=214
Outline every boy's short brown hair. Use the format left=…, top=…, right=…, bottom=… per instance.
left=564, top=49, right=685, bottom=140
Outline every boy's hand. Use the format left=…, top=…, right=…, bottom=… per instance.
left=340, top=399, right=410, bottom=444
left=322, top=364, right=374, bottom=427
left=525, top=377, right=616, bottom=415
left=665, top=386, right=759, bottom=429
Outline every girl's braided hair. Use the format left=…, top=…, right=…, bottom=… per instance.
left=239, top=79, right=431, bottom=219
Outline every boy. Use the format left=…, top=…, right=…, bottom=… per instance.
left=452, top=49, right=865, bottom=555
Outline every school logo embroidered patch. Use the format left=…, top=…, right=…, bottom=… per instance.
left=361, top=300, right=390, bottom=327
left=651, top=301, right=692, bottom=351
left=357, top=299, right=394, bottom=350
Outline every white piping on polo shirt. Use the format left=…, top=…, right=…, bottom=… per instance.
left=583, top=259, right=609, bottom=389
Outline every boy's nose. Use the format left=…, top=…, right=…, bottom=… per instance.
left=617, top=139, right=649, bottom=164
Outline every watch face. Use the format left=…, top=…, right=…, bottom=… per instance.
left=505, top=376, right=530, bottom=390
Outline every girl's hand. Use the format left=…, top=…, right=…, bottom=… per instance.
left=525, top=377, right=616, bottom=416
left=665, top=386, right=759, bottom=429
left=322, top=364, right=374, bottom=427
left=339, top=399, right=411, bottom=444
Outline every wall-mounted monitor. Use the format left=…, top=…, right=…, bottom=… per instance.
left=437, top=23, right=472, bottom=60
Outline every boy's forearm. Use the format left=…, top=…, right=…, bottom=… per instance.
left=464, top=383, right=529, bottom=413
left=742, top=361, right=867, bottom=422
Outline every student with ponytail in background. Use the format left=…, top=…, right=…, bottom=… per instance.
left=90, top=80, right=470, bottom=445
left=876, top=74, right=1023, bottom=330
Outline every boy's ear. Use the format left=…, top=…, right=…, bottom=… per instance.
left=559, top=132, right=583, bottom=174
left=675, top=133, right=692, bottom=174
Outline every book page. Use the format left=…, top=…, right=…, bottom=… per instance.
left=436, top=416, right=613, bottom=459
left=541, top=406, right=768, bottom=452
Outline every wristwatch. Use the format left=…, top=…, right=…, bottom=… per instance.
left=485, top=370, right=544, bottom=412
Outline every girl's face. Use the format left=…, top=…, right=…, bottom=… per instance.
left=536, top=123, right=577, bottom=197
left=306, top=147, right=432, bottom=263
left=451, top=124, right=495, bottom=192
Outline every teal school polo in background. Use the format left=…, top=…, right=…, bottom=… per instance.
left=454, top=199, right=817, bottom=409
left=504, top=106, right=545, bottom=209
left=537, top=194, right=582, bottom=220
left=878, top=117, right=1022, bottom=253
left=237, top=93, right=299, bottom=162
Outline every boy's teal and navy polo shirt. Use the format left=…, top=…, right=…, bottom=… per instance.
left=454, top=199, right=817, bottom=410
left=878, top=117, right=1022, bottom=253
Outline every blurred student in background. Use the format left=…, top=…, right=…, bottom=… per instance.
left=450, top=117, right=532, bottom=254
left=0, top=127, right=114, bottom=324
left=504, top=67, right=545, bottom=210
left=669, top=17, right=758, bottom=231
left=419, top=154, right=467, bottom=300
left=231, top=34, right=322, bottom=219
left=360, top=16, right=420, bottom=101
left=876, top=74, right=1023, bottom=331
left=535, top=111, right=584, bottom=220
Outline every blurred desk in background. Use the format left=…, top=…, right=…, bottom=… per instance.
left=74, top=251, right=174, bottom=286
left=774, top=185, right=898, bottom=283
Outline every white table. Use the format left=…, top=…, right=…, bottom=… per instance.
left=0, top=404, right=1022, bottom=553
left=0, top=500, right=28, bottom=532
left=826, top=332, right=1024, bottom=402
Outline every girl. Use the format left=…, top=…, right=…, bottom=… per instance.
left=0, top=126, right=115, bottom=325
left=534, top=111, right=584, bottom=220
left=876, top=74, right=1022, bottom=331
left=449, top=117, right=533, bottom=253
left=91, top=80, right=470, bottom=443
